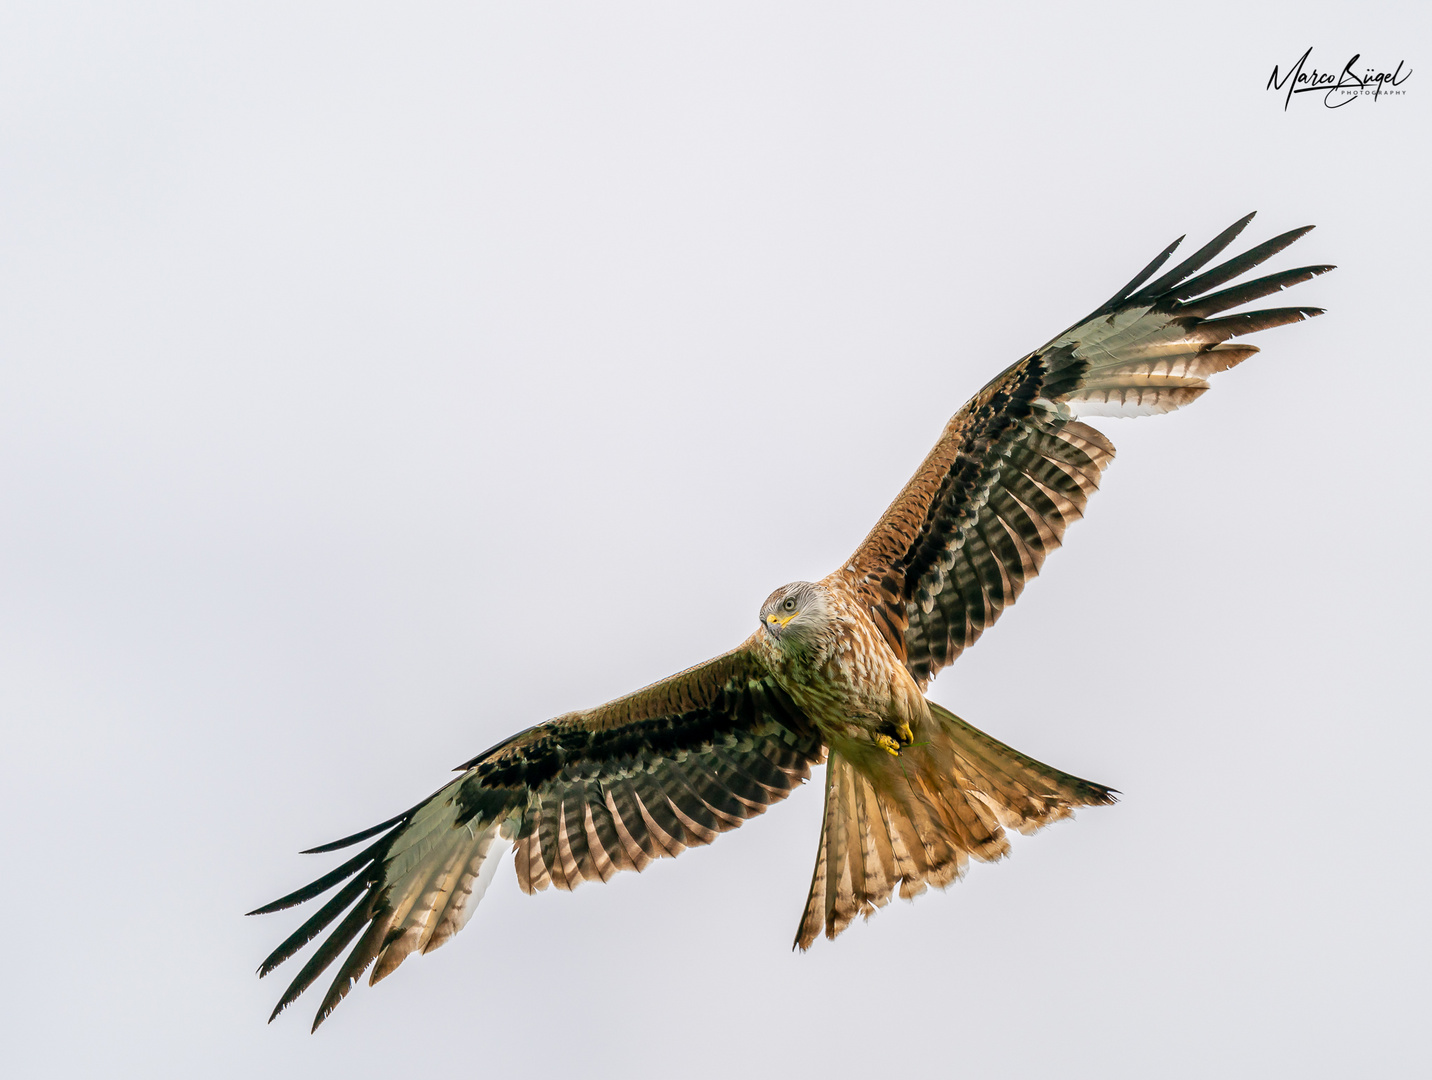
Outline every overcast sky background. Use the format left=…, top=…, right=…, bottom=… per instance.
left=3, top=3, right=1428, bottom=1077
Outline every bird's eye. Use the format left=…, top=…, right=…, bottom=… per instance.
left=782, top=597, right=796, bottom=612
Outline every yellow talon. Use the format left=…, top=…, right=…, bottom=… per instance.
left=895, top=721, right=913, bottom=746
left=874, top=734, right=902, bottom=756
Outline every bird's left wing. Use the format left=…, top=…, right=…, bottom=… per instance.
left=846, top=214, right=1332, bottom=687
left=250, top=641, right=822, bottom=1030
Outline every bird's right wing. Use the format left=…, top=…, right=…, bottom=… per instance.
left=250, top=640, right=823, bottom=1030
left=847, top=213, right=1332, bottom=687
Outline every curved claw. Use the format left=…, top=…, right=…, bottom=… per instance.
left=874, top=734, right=902, bottom=756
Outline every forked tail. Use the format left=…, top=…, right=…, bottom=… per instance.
left=794, top=702, right=1115, bottom=948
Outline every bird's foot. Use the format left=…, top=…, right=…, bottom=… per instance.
left=876, top=721, right=914, bottom=754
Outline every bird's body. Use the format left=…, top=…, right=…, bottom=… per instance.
left=252, top=214, right=1331, bottom=1030
left=754, top=576, right=927, bottom=754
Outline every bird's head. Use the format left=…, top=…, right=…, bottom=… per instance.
left=758, top=581, right=832, bottom=653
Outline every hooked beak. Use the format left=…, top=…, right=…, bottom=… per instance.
left=763, top=611, right=797, bottom=634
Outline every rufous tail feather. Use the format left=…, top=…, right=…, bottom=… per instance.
left=793, top=703, right=1115, bottom=948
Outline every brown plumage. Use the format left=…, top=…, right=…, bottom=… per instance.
left=251, top=213, right=1330, bottom=1029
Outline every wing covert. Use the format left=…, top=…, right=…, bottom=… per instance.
left=474, top=643, right=822, bottom=892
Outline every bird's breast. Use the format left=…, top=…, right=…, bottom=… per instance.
left=765, top=594, right=925, bottom=741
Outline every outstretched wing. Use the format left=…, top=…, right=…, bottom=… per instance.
left=250, top=641, right=822, bottom=1030
left=848, top=213, right=1332, bottom=687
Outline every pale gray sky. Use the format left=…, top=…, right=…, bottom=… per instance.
left=2, top=3, right=1428, bottom=1077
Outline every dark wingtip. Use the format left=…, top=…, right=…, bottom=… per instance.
left=1102, top=233, right=1185, bottom=308
left=1228, top=211, right=1259, bottom=238
left=248, top=833, right=395, bottom=918
left=246, top=888, right=320, bottom=917
left=1137, top=214, right=1260, bottom=300
left=300, top=808, right=413, bottom=854
left=256, top=874, right=372, bottom=981
left=311, top=1006, right=336, bottom=1034
left=1172, top=224, right=1321, bottom=301
left=1227, top=212, right=1258, bottom=235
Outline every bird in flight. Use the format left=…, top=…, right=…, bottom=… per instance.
left=251, top=213, right=1330, bottom=1030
